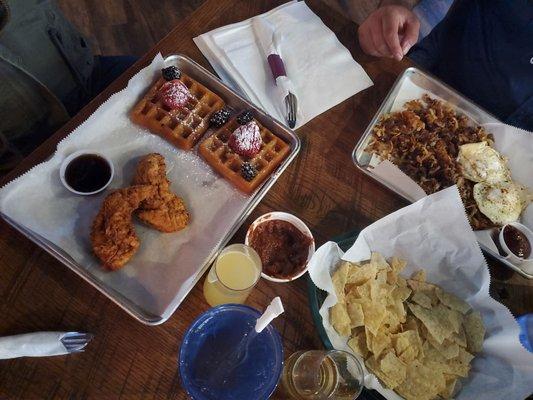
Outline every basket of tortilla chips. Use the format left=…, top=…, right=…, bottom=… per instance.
left=308, top=187, right=533, bottom=400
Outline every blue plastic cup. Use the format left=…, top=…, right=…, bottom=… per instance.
left=179, top=304, right=284, bottom=400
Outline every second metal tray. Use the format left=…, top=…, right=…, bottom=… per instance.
left=352, top=67, right=532, bottom=279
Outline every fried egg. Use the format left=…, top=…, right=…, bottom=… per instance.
left=473, top=181, right=530, bottom=225
left=457, top=142, right=510, bottom=184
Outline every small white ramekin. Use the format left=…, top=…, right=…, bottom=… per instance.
left=59, top=150, right=114, bottom=195
left=498, top=222, right=533, bottom=265
left=245, top=211, right=315, bottom=283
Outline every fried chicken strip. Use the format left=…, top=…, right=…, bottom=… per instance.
left=91, top=185, right=155, bottom=270
left=133, top=153, right=190, bottom=232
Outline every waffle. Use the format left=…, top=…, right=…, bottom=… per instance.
left=130, top=74, right=225, bottom=150
left=199, top=118, right=290, bottom=194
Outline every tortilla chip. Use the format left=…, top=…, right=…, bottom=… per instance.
left=376, top=269, right=388, bottom=284
left=439, top=376, right=461, bottom=399
left=446, top=347, right=474, bottom=377
left=370, top=252, right=389, bottom=270
left=411, top=291, right=433, bottom=309
left=371, top=329, right=392, bottom=358
left=408, top=303, right=452, bottom=344
left=348, top=330, right=369, bottom=358
left=347, top=301, right=364, bottom=328
left=410, top=269, right=426, bottom=282
left=387, top=270, right=398, bottom=285
left=436, top=289, right=471, bottom=314
left=380, top=351, right=407, bottom=387
left=395, top=360, right=444, bottom=400
left=356, top=281, right=372, bottom=299
left=347, top=262, right=378, bottom=285
left=397, top=276, right=407, bottom=287
left=464, top=311, right=485, bottom=353
left=450, top=324, right=467, bottom=348
left=407, top=279, right=438, bottom=293
left=330, top=302, right=351, bottom=337
left=390, top=257, right=407, bottom=274
left=332, top=262, right=350, bottom=301
left=362, top=301, right=386, bottom=336
left=444, top=308, right=463, bottom=334
left=393, top=286, right=412, bottom=302
left=426, top=334, right=460, bottom=360
left=392, top=330, right=421, bottom=356
left=366, top=355, right=402, bottom=390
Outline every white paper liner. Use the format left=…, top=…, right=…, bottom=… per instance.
left=308, top=186, right=533, bottom=400
left=0, top=54, right=251, bottom=319
left=367, top=75, right=533, bottom=274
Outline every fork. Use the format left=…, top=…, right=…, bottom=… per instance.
left=60, top=332, right=94, bottom=353
left=285, top=92, right=298, bottom=128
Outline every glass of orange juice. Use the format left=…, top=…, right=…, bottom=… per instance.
left=203, top=244, right=262, bottom=307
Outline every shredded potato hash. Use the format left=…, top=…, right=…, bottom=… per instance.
left=366, top=95, right=495, bottom=230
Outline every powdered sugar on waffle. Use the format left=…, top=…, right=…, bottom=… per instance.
left=158, top=80, right=191, bottom=109
left=228, top=121, right=262, bottom=157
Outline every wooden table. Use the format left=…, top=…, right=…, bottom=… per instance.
left=0, top=0, right=531, bottom=398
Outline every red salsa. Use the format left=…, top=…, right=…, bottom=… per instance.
left=249, top=220, right=312, bottom=279
left=503, top=225, right=531, bottom=259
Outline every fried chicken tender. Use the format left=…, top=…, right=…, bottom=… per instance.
left=133, top=153, right=190, bottom=232
left=91, top=185, right=155, bottom=270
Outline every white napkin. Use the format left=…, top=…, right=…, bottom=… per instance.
left=194, top=1, right=373, bottom=128
left=0, top=332, right=68, bottom=359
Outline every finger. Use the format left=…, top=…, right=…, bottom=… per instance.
left=358, top=26, right=381, bottom=57
left=369, top=22, right=392, bottom=57
left=382, top=14, right=403, bottom=60
left=400, top=16, right=420, bottom=54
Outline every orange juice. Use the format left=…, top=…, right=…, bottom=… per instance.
left=203, top=244, right=261, bottom=307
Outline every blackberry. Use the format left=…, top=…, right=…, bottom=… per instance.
left=241, top=162, right=257, bottom=181
left=209, top=108, right=232, bottom=128
left=162, top=66, right=181, bottom=81
left=236, top=110, right=253, bottom=125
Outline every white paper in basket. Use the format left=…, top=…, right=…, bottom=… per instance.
left=0, top=54, right=249, bottom=319
left=369, top=75, right=533, bottom=273
left=308, top=186, right=533, bottom=400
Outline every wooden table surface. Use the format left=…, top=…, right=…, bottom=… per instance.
left=0, top=0, right=531, bottom=399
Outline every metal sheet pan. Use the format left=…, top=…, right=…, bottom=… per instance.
left=352, top=67, right=532, bottom=279
left=1, top=54, right=301, bottom=324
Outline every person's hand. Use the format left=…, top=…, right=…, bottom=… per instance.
left=358, top=5, right=420, bottom=60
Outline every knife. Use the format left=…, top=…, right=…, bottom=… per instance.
left=252, top=17, right=298, bottom=128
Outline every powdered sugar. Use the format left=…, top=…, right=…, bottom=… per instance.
left=158, top=80, right=191, bottom=109
left=228, top=121, right=262, bottom=157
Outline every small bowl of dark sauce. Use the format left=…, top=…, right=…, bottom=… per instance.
left=60, top=151, right=114, bottom=195
left=498, top=222, right=532, bottom=265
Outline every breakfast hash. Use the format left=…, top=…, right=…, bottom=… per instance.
left=365, top=95, right=529, bottom=230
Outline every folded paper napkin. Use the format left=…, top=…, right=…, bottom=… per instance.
left=0, top=332, right=68, bottom=359
left=194, top=1, right=373, bottom=128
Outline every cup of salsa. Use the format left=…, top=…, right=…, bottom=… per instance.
left=245, top=212, right=315, bottom=283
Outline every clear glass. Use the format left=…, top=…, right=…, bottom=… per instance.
left=281, top=350, right=364, bottom=400
left=203, top=243, right=262, bottom=306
